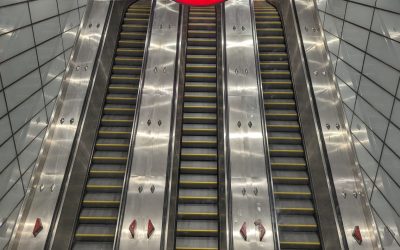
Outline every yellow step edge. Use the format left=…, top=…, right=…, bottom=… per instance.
left=273, top=177, right=308, bottom=181
left=184, top=117, right=216, bottom=120
left=75, top=233, right=114, bottom=237
left=113, top=66, right=141, bottom=70
left=180, top=181, right=217, bottom=185
left=264, top=91, right=293, bottom=95
left=118, top=40, right=144, bottom=44
left=278, top=207, right=314, bottom=212
left=87, top=185, right=123, bottom=188
left=178, top=212, right=218, bottom=216
left=263, top=81, right=291, bottom=85
left=188, top=38, right=216, bottom=41
left=179, top=196, right=217, bottom=200
left=270, top=149, right=304, bottom=153
left=106, top=97, right=136, bottom=101
left=267, top=124, right=299, bottom=128
left=80, top=216, right=118, bottom=220
left=104, top=107, right=135, bottom=111
left=98, top=130, right=130, bottom=134
left=96, top=143, right=129, bottom=147
left=182, top=140, right=217, bottom=144
left=109, top=86, right=137, bottom=90
left=186, top=65, right=216, bottom=69
left=183, top=128, right=216, bottom=132
left=262, top=71, right=290, bottom=75
left=185, top=95, right=216, bottom=99
left=101, top=119, right=133, bottom=123
left=111, top=76, right=139, bottom=80
left=266, top=113, right=297, bottom=117
left=180, top=166, right=217, bottom=171
left=279, top=224, right=317, bottom=228
left=185, top=105, right=216, bottom=109
left=261, top=62, right=288, bottom=65
left=280, top=241, right=320, bottom=246
left=177, top=229, right=218, bottom=233
left=269, top=136, right=301, bottom=140
left=181, top=153, right=217, bottom=157
left=117, top=48, right=144, bottom=52
left=176, top=247, right=217, bottom=250
left=271, top=162, right=306, bottom=166
left=83, top=200, right=120, bottom=204
left=90, top=170, right=125, bottom=174
left=274, top=191, right=311, bottom=196
left=265, top=102, right=295, bottom=106
left=115, top=57, right=142, bottom=61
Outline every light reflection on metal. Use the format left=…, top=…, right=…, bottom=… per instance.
left=117, top=0, right=180, bottom=249
left=225, top=0, right=275, bottom=248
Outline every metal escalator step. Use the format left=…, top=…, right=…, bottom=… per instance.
left=260, top=61, right=289, bottom=70
left=279, top=232, right=321, bottom=249
left=92, top=153, right=128, bottom=164
left=101, top=116, right=133, bottom=127
left=276, top=200, right=315, bottom=215
left=185, top=82, right=216, bottom=92
left=123, top=18, right=148, bottom=25
left=98, top=128, right=131, bottom=139
left=187, top=46, right=216, bottom=55
left=110, top=75, right=140, bottom=84
left=268, top=132, right=302, bottom=144
left=189, top=16, right=216, bottom=22
left=125, top=12, right=150, bottom=18
left=120, top=31, right=147, bottom=40
left=114, top=56, right=143, bottom=66
left=116, top=48, right=144, bottom=56
left=188, top=38, right=216, bottom=46
left=184, top=102, right=216, bottom=113
left=79, top=208, right=118, bottom=224
left=178, top=195, right=217, bottom=204
left=175, top=237, right=218, bottom=250
left=112, top=65, right=142, bottom=75
left=274, top=184, right=312, bottom=199
left=89, top=165, right=125, bottom=178
left=185, top=73, right=216, bottom=83
left=106, top=95, right=136, bottom=104
left=182, top=136, right=217, bottom=148
left=121, top=24, right=148, bottom=32
left=267, top=121, right=300, bottom=132
left=269, top=145, right=304, bottom=157
left=186, top=55, right=216, bottom=64
left=73, top=242, right=113, bottom=250
left=265, top=99, right=296, bottom=109
left=181, top=148, right=217, bottom=161
left=259, top=52, right=288, bottom=61
left=180, top=166, right=218, bottom=175
left=258, top=43, right=286, bottom=52
left=182, top=124, right=217, bottom=136
left=179, top=180, right=218, bottom=189
left=95, top=142, right=129, bottom=151
left=108, top=84, right=138, bottom=94
left=183, top=113, right=217, bottom=124
left=263, top=80, right=292, bottom=89
left=118, top=39, right=145, bottom=48
left=270, top=157, right=306, bottom=170
left=188, top=23, right=216, bottom=30
left=184, top=92, right=216, bottom=102
left=188, top=30, right=216, bottom=38
left=82, top=193, right=121, bottom=208
left=256, top=21, right=282, bottom=28
left=261, top=70, right=291, bottom=79
left=265, top=110, right=298, bottom=121
left=103, top=105, right=135, bottom=115
left=186, top=64, right=217, bottom=73
left=75, top=224, right=115, bottom=242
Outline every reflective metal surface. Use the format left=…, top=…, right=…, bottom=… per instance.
left=224, top=0, right=275, bottom=248
left=117, top=1, right=180, bottom=249
left=8, top=1, right=111, bottom=249
left=268, top=0, right=381, bottom=248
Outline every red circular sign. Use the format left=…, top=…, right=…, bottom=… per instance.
left=175, top=0, right=224, bottom=6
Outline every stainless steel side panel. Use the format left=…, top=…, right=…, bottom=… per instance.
left=224, top=1, right=275, bottom=248
left=269, top=0, right=381, bottom=248
left=117, top=1, right=180, bottom=249
left=8, top=1, right=111, bottom=249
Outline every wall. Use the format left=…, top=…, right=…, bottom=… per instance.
left=317, top=0, right=400, bottom=248
left=0, top=0, right=87, bottom=248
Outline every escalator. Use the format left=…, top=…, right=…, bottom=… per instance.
left=72, top=1, right=151, bottom=248
left=174, top=6, right=219, bottom=250
left=254, top=1, right=321, bottom=248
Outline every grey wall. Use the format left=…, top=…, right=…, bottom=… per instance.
left=0, top=0, right=87, bottom=248
left=317, top=0, right=400, bottom=248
